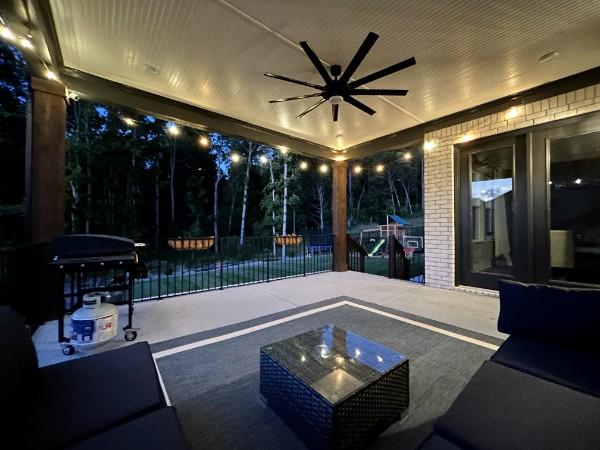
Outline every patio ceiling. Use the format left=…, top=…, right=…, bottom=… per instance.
left=14, top=1, right=600, bottom=153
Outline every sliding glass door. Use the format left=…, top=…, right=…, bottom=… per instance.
left=457, top=137, right=529, bottom=290
left=457, top=112, right=600, bottom=290
left=532, top=121, right=600, bottom=287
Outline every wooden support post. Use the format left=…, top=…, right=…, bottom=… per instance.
left=332, top=160, right=348, bottom=271
left=26, top=77, right=67, bottom=243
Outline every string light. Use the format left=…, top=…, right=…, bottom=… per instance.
left=319, top=164, right=329, bottom=174
left=198, top=135, right=210, bottom=148
left=122, top=117, right=135, bottom=126
left=167, top=123, right=180, bottom=136
left=353, top=165, right=362, bottom=174
left=1, top=26, right=15, bottom=41
left=231, top=153, right=241, bottom=163
left=259, top=155, right=268, bottom=165
left=20, top=37, right=33, bottom=49
left=375, top=164, right=385, bottom=173
left=299, top=161, right=308, bottom=170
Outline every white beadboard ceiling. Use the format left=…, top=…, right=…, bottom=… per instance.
left=49, top=0, right=600, bottom=150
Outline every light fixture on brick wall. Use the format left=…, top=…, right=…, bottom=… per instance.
left=423, top=140, right=437, bottom=151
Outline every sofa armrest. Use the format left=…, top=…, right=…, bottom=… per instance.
left=498, top=280, right=600, bottom=340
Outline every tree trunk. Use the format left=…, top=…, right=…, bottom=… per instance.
left=227, top=190, right=237, bottom=236
left=69, top=181, right=79, bottom=232
left=239, top=143, right=254, bottom=246
left=84, top=114, right=91, bottom=233
left=213, top=172, right=223, bottom=253
left=399, top=180, right=413, bottom=215
left=387, top=172, right=397, bottom=215
left=355, top=180, right=366, bottom=224
left=269, top=159, right=276, bottom=256
left=155, top=173, right=160, bottom=250
left=348, top=167, right=353, bottom=228
left=169, top=141, right=177, bottom=228
left=317, top=182, right=325, bottom=231
left=281, top=155, right=288, bottom=258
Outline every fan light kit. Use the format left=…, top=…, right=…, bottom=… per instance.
left=266, top=32, right=415, bottom=122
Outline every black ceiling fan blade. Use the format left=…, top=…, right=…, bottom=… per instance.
left=348, top=57, right=416, bottom=89
left=344, top=96, right=376, bottom=115
left=264, top=73, right=323, bottom=90
left=349, top=89, right=408, bottom=96
left=297, top=98, right=326, bottom=119
left=338, top=32, right=379, bottom=85
left=269, top=93, right=323, bottom=103
left=332, top=104, right=339, bottom=122
left=299, top=41, right=332, bottom=83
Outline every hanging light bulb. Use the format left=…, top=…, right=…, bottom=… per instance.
left=167, top=123, right=180, bottom=136
left=353, top=165, right=363, bottom=174
left=1, top=27, right=15, bottom=41
left=231, top=153, right=241, bottom=163
left=319, top=164, right=329, bottom=174
left=20, top=37, right=33, bottom=49
left=122, top=117, right=135, bottom=126
left=199, top=136, right=210, bottom=148
left=403, top=152, right=412, bottom=160
left=375, top=164, right=385, bottom=173
left=299, top=161, right=308, bottom=170
left=279, top=146, right=289, bottom=154
left=259, top=155, right=268, bottom=165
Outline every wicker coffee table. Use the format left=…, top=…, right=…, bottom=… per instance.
left=260, top=325, right=409, bottom=449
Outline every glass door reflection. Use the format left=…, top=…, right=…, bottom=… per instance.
left=470, top=147, right=514, bottom=275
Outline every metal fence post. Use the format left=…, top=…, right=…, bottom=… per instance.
left=303, top=237, right=306, bottom=276
left=219, top=239, right=224, bottom=290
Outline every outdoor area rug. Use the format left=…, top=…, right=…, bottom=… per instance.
left=152, top=296, right=503, bottom=449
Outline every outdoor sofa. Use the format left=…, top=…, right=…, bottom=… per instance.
left=418, top=280, right=600, bottom=449
left=0, top=305, right=187, bottom=449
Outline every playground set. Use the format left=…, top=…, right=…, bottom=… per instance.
left=358, top=215, right=424, bottom=257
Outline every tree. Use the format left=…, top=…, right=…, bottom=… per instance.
left=238, top=141, right=255, bottom=245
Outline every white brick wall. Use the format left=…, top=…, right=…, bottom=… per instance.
left=423, top=83, right=600, bottom=290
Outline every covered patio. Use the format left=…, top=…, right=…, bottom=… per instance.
left=1, top=1, right=600, bottom=449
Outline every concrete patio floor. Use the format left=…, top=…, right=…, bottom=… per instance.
left=33, top=271, right=505, bottom=367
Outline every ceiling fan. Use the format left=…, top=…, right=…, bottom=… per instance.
left=265, top=32, right=415, bottom=122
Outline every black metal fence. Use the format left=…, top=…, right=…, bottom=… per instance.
left=347, top=233, right=425, bottom=284
left=132, top=235, right=334, bottom=300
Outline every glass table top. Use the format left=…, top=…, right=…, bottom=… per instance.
left=261, top=325, right=407, bottom=404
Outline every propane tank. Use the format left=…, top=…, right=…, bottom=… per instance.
left=70, top=292, right=118, bottom=348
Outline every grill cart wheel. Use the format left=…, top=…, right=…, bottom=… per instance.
left=62, top=344, right=75, bottom=356
left=125, top=330, right=137, bottom=341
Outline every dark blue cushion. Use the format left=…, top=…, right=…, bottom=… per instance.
left=26, top=342, right=166, bottom=449
left=0, top=306, right=38, bottom=408
left=498, top=280, right=600, bottom=339
left=435, top=361, right=600, bottom=450
left=492, top=335, right=600, bottom=398
left=65, top=407, right=187, bottom=450
left=418, top=433, right=462, bottom=450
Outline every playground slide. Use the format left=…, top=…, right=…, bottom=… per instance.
left=368, top=239, right=386, bottom=257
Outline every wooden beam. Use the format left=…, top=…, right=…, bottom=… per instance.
left=60, top=69, right=335, bottom=160
left=332, top=160, right=348, bottom=271
left=26, top=77, right=67, bottom=243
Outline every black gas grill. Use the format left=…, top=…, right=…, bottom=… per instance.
left=49, top=234, right=147, bottom=354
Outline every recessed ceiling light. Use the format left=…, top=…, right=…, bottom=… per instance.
left=538, top=51, right=559, bottom=64
left=143, top=64, right=160, bottom=75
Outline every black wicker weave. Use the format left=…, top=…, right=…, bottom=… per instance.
left=260, top=325, right=409, bottom=449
